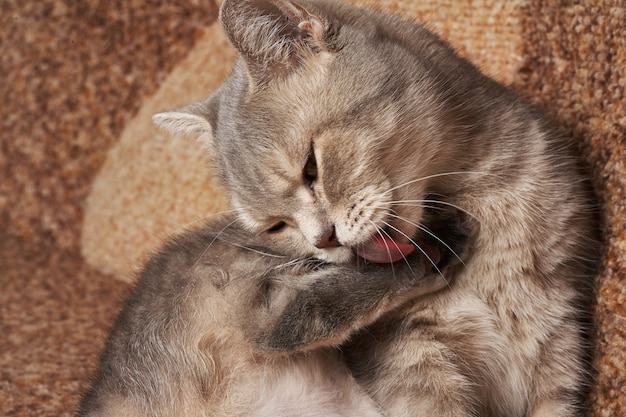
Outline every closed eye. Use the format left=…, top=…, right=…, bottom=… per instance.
left=266, top=221, right=287, bottom=234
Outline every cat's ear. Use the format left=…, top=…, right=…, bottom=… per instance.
left=152, top=95, right=219, bottom=152
left=219, top=0, right=334, bottom=85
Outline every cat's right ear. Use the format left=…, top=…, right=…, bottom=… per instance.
left=152, top=95, right=219, bottom=152
left=219, top=0, right=335, bottom=86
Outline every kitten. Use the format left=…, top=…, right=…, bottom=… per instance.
left=76, top=213, right=466, bottom=416
left=154, top=0, right=600, bottom=415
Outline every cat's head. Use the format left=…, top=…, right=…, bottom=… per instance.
left=154, top=0, right=463, bottom=264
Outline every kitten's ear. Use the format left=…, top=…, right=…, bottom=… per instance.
left=219, top=0, right=333, bottom=85
left=152, top=95, right=219, bottom=152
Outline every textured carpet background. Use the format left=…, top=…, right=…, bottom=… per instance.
left=513, top=4, right=626, bottom=414
left=1, top=0, right=624, bottom=416
left=1, top=1, right=219, bottom=414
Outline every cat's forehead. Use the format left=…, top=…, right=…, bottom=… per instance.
left=239, top=41, right=397, bottom=121
left=235, top=86, right=399, bottom=164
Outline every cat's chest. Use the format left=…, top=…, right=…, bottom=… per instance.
left=228, top=352, right=382, bottom=417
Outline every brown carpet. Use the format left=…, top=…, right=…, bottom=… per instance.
left=0, top=0, right=218, bottom=249
left=1, top=1, right=219, bottom=415
left=0, top=237, right=129, bottom=416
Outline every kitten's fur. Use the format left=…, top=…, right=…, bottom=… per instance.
left=77, top=214, right=466, bottom=416
left=154, top=0, right=600, bottom=416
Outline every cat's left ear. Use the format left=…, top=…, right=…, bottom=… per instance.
left=152, top=94, right=219, bottom=153
left=219, top=0, right=335, bottom=86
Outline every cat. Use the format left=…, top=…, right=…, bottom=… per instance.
left=76, top=212, right=467, bottom=417
left=154, top=0, right=600, bottom=416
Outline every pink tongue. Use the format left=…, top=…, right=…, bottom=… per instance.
left=356, top=235, right=415, bottom=264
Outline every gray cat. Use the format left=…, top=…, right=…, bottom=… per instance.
left=76, top=212, right=466, bottom=416
left=154, top=0, right=600, bottom=416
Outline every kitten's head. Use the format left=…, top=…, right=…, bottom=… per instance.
left=154, top=0, right=464, bottom=263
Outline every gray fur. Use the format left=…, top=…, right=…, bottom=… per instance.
left=77, top=214, right=465, bottom=416
left=152, top=0, right=599, bottom=416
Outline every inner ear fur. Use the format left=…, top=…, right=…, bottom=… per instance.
left=152, top=94, right=220, bottom=153
left=219, top=0, right=333, bottom=85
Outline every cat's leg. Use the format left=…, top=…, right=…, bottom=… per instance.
left=374, top=344, right=476, bottom=417
left=346, top=313, right=480, bottom=417
left=252, top=249, right=445, bottom=352
left=527, top=318, right=587, bottom=417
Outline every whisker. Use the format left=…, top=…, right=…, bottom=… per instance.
left=272, top=257, right=322, bottom=271
left=384, top=171, right=502, bottom=194
left=380, top=224, right=416, bottom=274
left=219, top=241, right=288, bottom=259
left=382, top=221, right=450, bottom=288
left=189, top=217, right=239, bottom=271
left=390, top=199, right=481, bottom=223
left=387, top=213, right=466, bottom=267
left=388, top=202, right=447, bottom=213
left=369, top=222, right=398, bottom=278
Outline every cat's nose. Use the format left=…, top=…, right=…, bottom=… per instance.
left=315, top=226, right=341, bottom=248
